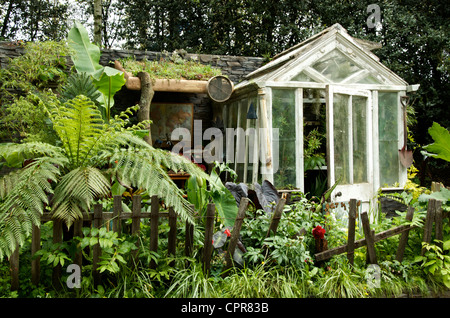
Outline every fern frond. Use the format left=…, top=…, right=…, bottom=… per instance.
left=111, top=148, right=196, bottom=224
left=52, top=166, right=110, bottom=227
left=0, top=156, right=62, bottom=260
left=59, top=72, right=101, bottom=104
left=0, top=141, right=67, bottom=168
left=51, top=95, right=106, bottom=168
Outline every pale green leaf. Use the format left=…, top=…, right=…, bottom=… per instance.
left=67, top=21, right=103, bottom=75
left=423, top=122, right=450, bottom=162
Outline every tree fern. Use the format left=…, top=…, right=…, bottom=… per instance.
left=0, top=157, right=63, bottom=260
left=50, top=95, right=106, bottom=168
left=0, top=94, right=210, bottom=260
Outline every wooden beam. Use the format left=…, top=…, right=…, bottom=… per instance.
left=114, top=60, right=208, bottom=93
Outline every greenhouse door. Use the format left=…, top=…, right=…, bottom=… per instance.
left=326, top=85, right=373, bottom=203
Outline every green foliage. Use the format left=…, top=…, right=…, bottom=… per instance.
left=0, top=41, right=70, bottom=91
left=67, top=21, right=126, bottom=123
left=59, top=72, right=101, bottom=105
left=0, top=41, right=70, bottom=143
left=414, top=240, right=450, bottom=288
left=0, top=94, right=209, bottom=259
left=78, top=227, right=137, bottom=275
left=186, top=162, right=238, bottom=228
left=119, top=54, right=222, bottom=80
left=422, top=122, right=450, bottom=163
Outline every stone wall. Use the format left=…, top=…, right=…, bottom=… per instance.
left=100, top=48, right=264, bottom=84
left=0, top=42, right=265, bottom=159
left=0, top=42, right=265, bottom=84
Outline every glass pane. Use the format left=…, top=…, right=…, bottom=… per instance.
left=246, top=97, right=257, bottom=183
left=356, top=74, right=382, bottom=84
left=333, top=94, right=350, bottom=184
left=352, top=96, right=368, bottom=183
left=225, top=101, right=238, bottom=165
left=313, top=49, right=362, bottom=83
left=235, top=100, right=247, bottom=182
left=379, top=92, right=399, bottom=186
left=272, top=89, right=296, bottom=187
left=291, top=71, right=317, bottom=82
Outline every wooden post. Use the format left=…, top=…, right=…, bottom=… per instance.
left=73, top=219, right=83, bottom=268
left=435, top=200, right=443, bottom=250
left=224, top=198, right=249, bottom=271
left=52, top=219, right=63, bottom=289
left=266, top=198, right=286, bottom=237
left=203, top=203, right=215, bottom=274
left=112, top=195, right=122, bottom=234
left=31, top=223, right=41, bottom=286
left=361, top=211, right=377, bottom=264
left=92, top=204, right=103, bottom=287
left=185, top=205, right=195, bottom=259
left=149, top=195, right=159, bottom=269
left=137, top=71, right=154, bottom=145
left=168, top=206, right=177, bottom=266
left=9, top=245, right=19, bottom=291
left=422, top=199, right=436, bottom=256
left=396, top=206, right=415, bottom=262
left=132, top=195, right=142, bottom=267
left=347, top=199, right=357, bottom=266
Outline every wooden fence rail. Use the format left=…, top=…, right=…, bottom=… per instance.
left=9, top=191, right=447, bottom=291
left=314, top=198, right=448, bottom=264
left=8, top=195, right=287, bottom=291
left=9, top=195, right=213, bottom=291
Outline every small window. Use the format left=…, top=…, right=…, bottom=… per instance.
left=312, top=49, right=362, bottom=83
left=291, top=71, right=317, bottom=82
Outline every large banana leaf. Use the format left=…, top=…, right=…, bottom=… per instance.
left=67, top=22, right=126, bottom=123
left=92, top=66, right=126, bottom=111
left=67, top=21, right=103, bottom=75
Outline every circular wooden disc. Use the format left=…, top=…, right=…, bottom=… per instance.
left=207, top=75, right=234, bottom=102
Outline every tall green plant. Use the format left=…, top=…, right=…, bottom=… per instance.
left=186, top=162, right=238, bottom=228
left=67, top=21, right=126, bottom=123
left=0, top=95, right=208, bottom=260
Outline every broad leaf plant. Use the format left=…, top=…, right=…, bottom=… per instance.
left=0, top=23, right=209, bottom=260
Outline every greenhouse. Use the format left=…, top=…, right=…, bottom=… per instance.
left=216, top=23, right=420, bottom=210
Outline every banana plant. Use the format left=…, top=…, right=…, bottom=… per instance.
left=67, top=21, right=126, bottom=123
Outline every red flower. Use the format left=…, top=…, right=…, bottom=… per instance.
left=312, top=225, right=326, bottom=239
left=224, top=228, right=231, bottom=237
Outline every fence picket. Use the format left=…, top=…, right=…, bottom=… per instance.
left=31, top=223, right=41, bottom=286
left=92, top=204, right=103, bottom=287
left=203, top=203, right=215, bottom=274
left=149, top=195, right=159, bottom=269
left=347, top=199, right=357, bottom=266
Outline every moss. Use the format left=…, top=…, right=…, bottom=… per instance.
left=119, top=54, right=222, bottom=81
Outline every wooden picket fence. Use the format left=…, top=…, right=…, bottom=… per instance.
left=314, top=197, right=449, bottom=265
left=8, top=194, right=288, bottom=291
left=8, top=184, right=448, bottom=291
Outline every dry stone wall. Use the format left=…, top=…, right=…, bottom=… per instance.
left=0, top=42, right=265, bottom=84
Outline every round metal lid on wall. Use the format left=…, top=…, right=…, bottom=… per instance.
left=206, top=75, right=234, bottom=102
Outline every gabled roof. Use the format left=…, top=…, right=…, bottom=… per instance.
left=235, top=24, right=408, bottom=92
